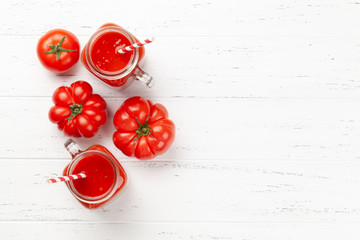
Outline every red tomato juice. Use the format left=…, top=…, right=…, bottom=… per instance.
left=71, top=154, right=115, bottom=197
left=81, top=23, right=145, bottom=88
left=90, top=31, right=133, bottom=73
left=63, top=144, right=127, bottom=209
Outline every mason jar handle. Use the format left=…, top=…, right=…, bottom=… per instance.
left=134, top=66, right=153, bottom=88
left=64, top=139, right=82, bottom=158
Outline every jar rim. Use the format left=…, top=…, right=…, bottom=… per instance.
left=65, top=150, right=120, bottom=204
left=85, top=26, right=139, bottom=80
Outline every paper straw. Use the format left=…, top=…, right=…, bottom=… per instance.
left=118, top=37, right=154, bottom=54
left=47, top=173, right=86, bottom=183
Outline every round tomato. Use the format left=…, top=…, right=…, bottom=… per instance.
left=49, top=81, right=107, bottom=138
left=113, top=96, right=175, bottom=160
left=37, top=29, right=80, bottom=73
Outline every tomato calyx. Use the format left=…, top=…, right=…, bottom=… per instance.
left=67, top=103, right=83, bottom=120
left=133, top=116, right=153, bottom=144
left=45, top=36, right=77, bottom=60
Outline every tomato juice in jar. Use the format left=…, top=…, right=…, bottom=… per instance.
left=63, top=139, right=127, bottom=209
left=81, top=23, right=153, bottom=89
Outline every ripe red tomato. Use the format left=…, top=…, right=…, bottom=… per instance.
left=49, top=81, right=107, bottom=138
left=113, top=96, right=175, bottom=160
left=37, top=29, right=80, bottom=73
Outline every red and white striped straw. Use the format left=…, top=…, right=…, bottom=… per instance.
left=47, top=173, right=86, bottom=184
left=118, top=37, right=154, bottom=54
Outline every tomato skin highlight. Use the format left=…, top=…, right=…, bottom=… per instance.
left=37, top=29, right=80, bottom=73
left=48, top=106, right=71, bottom=123
left=48, top=81, right=107, bottom=138
left=113, top=96, right=175, bottom=160
left=113, top=132, right=137, bottom=157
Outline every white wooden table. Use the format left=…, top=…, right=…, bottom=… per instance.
left=1, top=0, right=360, bottom=239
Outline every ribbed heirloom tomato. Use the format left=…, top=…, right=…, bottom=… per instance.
left=113, top=96, right=175, bottom=160
left=49, top=81, right=107, bottom=138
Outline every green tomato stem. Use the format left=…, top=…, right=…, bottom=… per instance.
left=133, top=116, right=153, bottom=144
left=45, top=36, right=77, bottom=60
left=67, top=103, right=83, bottom=121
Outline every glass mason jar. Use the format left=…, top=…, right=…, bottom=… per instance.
left=63, top=139, right=128, bottom=209
left=81, top=23, right=153, bottom=89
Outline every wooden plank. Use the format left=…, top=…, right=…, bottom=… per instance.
left=1, top=159, right=360, bottom=222
left=1, top=97, right=360, bottom=160
left=1, top=0, right=359, bottom=37
left=1, top=36, right=360, bottom=99
left=1, top=222, right=360, bottom=240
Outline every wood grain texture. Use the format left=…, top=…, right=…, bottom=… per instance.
left=1, top=0, right=360, bottom=238
left=1, top=36, right=360, bottom=99
left=2, top=97, right=360, bottom=161
left=2, top=222, right=360, bottom=240
left=1, top=159, right=360, bottom=222
left=1, top=0, right=359, bottom=37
